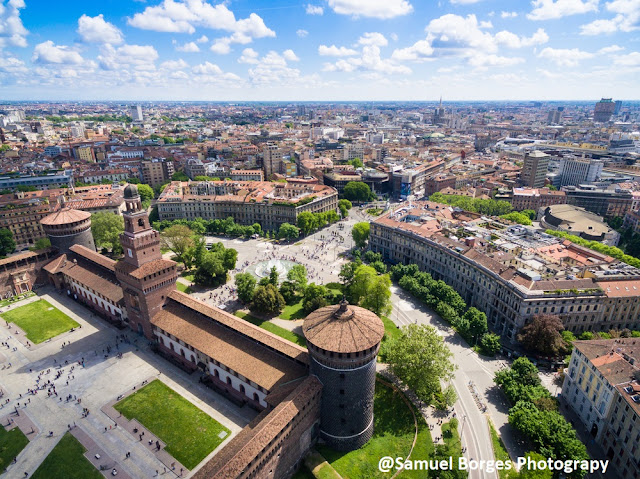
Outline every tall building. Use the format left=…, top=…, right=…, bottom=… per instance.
left=547, top=108, right=561, bottom=124
left=141, top=159, right=173, bottom=187
left=559, top=158, right=603, bottom=187
left=614, top=100, right=623, bottom=115
left=263, top=144, right=283, bottom=180
left=594, top=98, right=616, bottom=122
left=520, top=150, right=550, bottom=188
left=115, top=184, right=178, bottom=338
left=129, top=105, right=143, bottom=122
left=303, top=300, right=384, bottom=451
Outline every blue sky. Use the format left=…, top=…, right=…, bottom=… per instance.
left=0, top=0, right=638, bottom=100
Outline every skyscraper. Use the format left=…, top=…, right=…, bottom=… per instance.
left=129, top=105, right=143, bottom=122
left=594, top=98, right=615, bottom=122
left=520, top=150, right=550, bottom=188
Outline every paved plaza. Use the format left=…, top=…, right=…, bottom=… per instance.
left=0, top=288, right=254, bottom=478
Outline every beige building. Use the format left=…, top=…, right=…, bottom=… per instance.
left=157, top=180, right=338, bottom=230
left=563, top=339, right=640, bottom=479
left=141, top=159, right=174, bottom=187
left=520, top=150, right=550, bottom=188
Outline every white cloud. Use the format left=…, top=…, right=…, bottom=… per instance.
left=357, top=32, right=388, bottom=47
left=160, top=58, right=189, bottom=70
left=0, top=0, right=28, bottom=48
left=0, top=55, right=26, bottom=73
left=128, top=0, right=275, bottom=44
left=501, top=11, right=518, bottom=18
left=538, top=46, right=594, bottom=66
left=248, top=50, right=303, bottom=85
left=580, top=0, right=640, bottom=35
left=326, top=0, right=413, bottom=19
left=98, top=43, right=158, bottom=70
left=468, top=53, right=524, bottom=67
left=613, top=51, right=640, bottom=66
left=527, top=0, right=598, bottom=21
left=391, top=39, right=434, bottom=61
left=305, top=4, right=324, bottom=15
left=296, top=29, right=308, bottom=37
left=450, top=0, right=483, bottom=3
left=495, top=28, right=549, bottom=48
left=196, top=35, right=209, bottom=43
left=598, top=44, right=624, bottom=54
left=238, top=47, right=259, bottom=63
left=77, top=14, right=124, bottom=45
left=424, top=14, right=497, bottom=53
left=210, top=37, right=232, bottom=54
left=323, top=45, right=411, bottom=74
left=479, top=20, right=493, bottom=28
left=318, top=44, right=359, bottom=56
left=192, top=60, right=242, bottom=83
left=32, top=41, right=84, bottom=64
left=176, top=41, right=199, bottom=52
left=283, top=49, right=300, bottom=61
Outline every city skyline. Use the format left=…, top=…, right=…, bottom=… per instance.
left=0, top=0, right=638, bottom=101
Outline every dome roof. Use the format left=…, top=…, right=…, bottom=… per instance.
left=124, top=184, right=139, bottom=199
left=302, top=300, right=385, bottom=353
left=41, top=207, right=91, bottom=226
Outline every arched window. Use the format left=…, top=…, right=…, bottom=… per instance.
left=214, top=369, right=219, bottom=378
left=180, top=349, right=185, bottom=358
left=253, top=393, right=259, bottom=402
left=138, top=218, right=145, bottom=227
left=191, top=355, right=195, bottom=363
left=170, top=343, right=174, bottom=351
left=240, top=385, right=245, bottom=395
left=226, top=376, right=232, bottom=386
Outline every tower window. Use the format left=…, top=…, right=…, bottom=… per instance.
left=138, top=219, right=145, bottom=227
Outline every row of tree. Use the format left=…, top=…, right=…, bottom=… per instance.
left=495, top=358, right=589, bottom=478
left=429, top=192, right=513, bottom=216
left=390, top=263, right=501, bottom=355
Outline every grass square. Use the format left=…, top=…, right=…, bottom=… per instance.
left=235, top=311, right=306, bottom=347
left=32, top=433, right=102, bottom=479
left=1, top=300, right=80, bottom=344
left=0, top=427, right=29, bottom=470
left=114, top=380, right=230, bottom=469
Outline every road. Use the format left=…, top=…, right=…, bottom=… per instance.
left=390, top=286, right=528, bottom=479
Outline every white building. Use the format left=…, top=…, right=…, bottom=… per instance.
left=559, top=158, right=603, bottom=187
left=129, top=105, right=143, bottom=122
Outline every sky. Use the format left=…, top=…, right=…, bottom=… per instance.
left=0, top=0, right=638, bottom=101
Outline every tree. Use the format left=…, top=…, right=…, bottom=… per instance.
left=31, top=237, right=51, bottom=251
left=500, top=212, right=532, bottom=226
left=193, top=244, right=237, bottom=287
left=519, top=452, right=553, bottom=479
left=252, top=284, right=285, bottom=315
left=91, top=213, right=124, bottom=254
left=235, top=273, right=256, bottom=304
left=297, top=212, right=317, bottom=236
left=517, top=314, right=567, bottom=357
left=161, top=225, right=195, bottom=265
left=268, top=266, right=279, bottom=286
left=348, top=264, right=378, bottom=304
left=171, top=171, right=189, bottom=181
left=463, top=308, right=488, bottom=343
left=361, top=274, right=392, bottom=317
left=339, top=260, right=361, bottom=288
left=385, top=324, right=457, bottom=404
left=287, top=264, right=308, bottom=293
left=479, top=333, right=501, bottom=356
left=338, top=199, right=352, bottom=218
left=347, top=158, right=364, bottom=168
left=352, top=222, right=370, bottom=249
left=0, top=228, right=16, bottom=257
left=278, top=223, right=300, bottom=241
left=137, top=183, right=154, bottom=203
left=343, top=181, right=375, bottom=202
left=303, top=283, right=329, bottom=314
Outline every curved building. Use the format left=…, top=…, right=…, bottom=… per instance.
left=540, top=204, right=620, bottom=246
left=41, top=207, right=95, bottom=253
left=302, top=300, right=384, bottom=451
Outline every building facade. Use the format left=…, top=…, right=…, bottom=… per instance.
left=520, top=151, right=550, bottom=188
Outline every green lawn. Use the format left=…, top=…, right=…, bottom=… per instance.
left=280, top=299, right=305, bottom=320
left=235, top=311, right=306, bottom=347
left=0, top=426, right=29, bottom=470
left=432, top=419, right=467, bottom=478
left=114, top=380, right=230, bottom=469
left=176, top=282, right=192, bottom=294
left=32, top=433, right=102, bottom=479
left=180, top=271, right=194, bottom=282
left=317, top=381, right=433, bottom=479
left=381, top=315, right=402, bottom=341
left=1, top=300, right=79, bottom=344
left=490, top=422, right=520, bottom=479
left=0, top=291, right=35, bottom=308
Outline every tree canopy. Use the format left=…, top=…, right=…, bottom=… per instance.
left=343, top=181, right=376, bottom=202
left=193, top=243, right=237, bottom=287
left=385, top=324, right=457, bottom=404
left=91, top=213, right=124, bottom=254
left=351, top=222, right=370, bottom=249
left=235, top=272, right=256, bottom=304
left=161, top=224, right=195, bottom=266
left=517, top=314, right=567, bottom=358
left=0, top=228, right=16, bottom=257
left=251, top=283, right=286, bottom=315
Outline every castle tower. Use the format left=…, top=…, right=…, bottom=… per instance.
left=115, top=184, right=177, bottom=339
left=41, top=205, right=95, bottom=254
left=302, top=300, right=385, bottom=451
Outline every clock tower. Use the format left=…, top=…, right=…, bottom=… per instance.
left=115, top=184, right=177, bottom=339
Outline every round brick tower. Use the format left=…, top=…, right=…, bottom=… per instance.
left=41, top=207, right=95, bottom=253
left=302, top=300, right=385, bottom=451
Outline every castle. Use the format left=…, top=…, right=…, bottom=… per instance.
left=7, top=184, right=384, bottom=478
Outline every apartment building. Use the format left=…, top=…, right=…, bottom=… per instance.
left=141, top=159, right=174, bottom=187
left=157, top=180, right=338, bottom=230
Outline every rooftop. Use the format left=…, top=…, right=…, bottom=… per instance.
left=40, top=207, right=91, bottom=226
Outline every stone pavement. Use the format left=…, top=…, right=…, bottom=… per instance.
left=0, top=287, right=255, bottom=478
left=70, top=426, right=132, bottom=479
